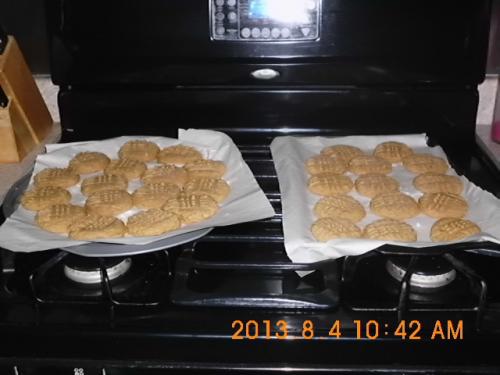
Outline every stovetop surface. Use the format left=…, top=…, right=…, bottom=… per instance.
left=1, top=140, right=500, bottom=372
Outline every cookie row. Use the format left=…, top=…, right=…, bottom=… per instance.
left=67, top=141, right=203, bottom=170
left=33, top=191, right=221, bottom=240
left=307, top=142, right=449, bottom=176
left=308, top=172, right=463, bottom=197
left=32, top=145, right=225, bottom=190
left=312, top=217, right=480, bottom=243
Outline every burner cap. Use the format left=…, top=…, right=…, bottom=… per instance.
left=64, top=254, right=126, bottom=271
left=63, top=255, right=132, bottom=284
left=386, top=256, right=456, bottom=288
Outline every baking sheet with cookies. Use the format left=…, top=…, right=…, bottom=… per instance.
left=270, top=134, right=500, bottom=264
left=0, top=129, right=275, bottom=252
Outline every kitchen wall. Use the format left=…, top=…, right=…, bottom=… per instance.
left=34, top=76, right=59, bottom=123
left=1, top=0, right=49, bottom=74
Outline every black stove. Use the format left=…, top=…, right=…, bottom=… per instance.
left=1, top=0, right=500, bottom=373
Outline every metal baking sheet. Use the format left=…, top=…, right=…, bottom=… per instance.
left=2, top=172, right=213, bottom=257
left=270, top=133, right=500, bottom=263
left=0, top=129, right=275, bottom=254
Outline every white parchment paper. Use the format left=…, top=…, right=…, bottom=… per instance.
left=270, top=134, right=500, bottom=263
left=0, top=129, right=275, bottom=252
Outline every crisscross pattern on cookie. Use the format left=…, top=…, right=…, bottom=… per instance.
left=306, top=156, right=347, bottom=175
left=419, top=192, right=468, bottom=218
left=321, top=145, right=363, bottom=161
left=34, top=168, right=79, bottom=188
left=355, top=173, right=399, bottom=197
left=403, top=154, right=448, bottom=174
left=373, top=142, right=413, bottom=163
left=21, top=186, right=71, bottom=211
left=162, top=193, right=219, bottom=224
left=311, top=217, right=362, bottom=242
left=308, top=174, right=353, bottom=196
left=348, top=155, right=392, bottom=175
left=413, top=173, right=463, bottom=194
left=363, top=219, right=417, bottom=242
left=118, top=140, right=160, bottom=162
left=185, top=177, right=231, bottom=203
left=158, top=145, right=203, bottom=164
left=185, top=160, right=227, bottom=179
left=431, top=218, right=480, bottom=242
left=127, top=209, right=181, bottom=236
left=370, top=192, right=419, bottom=220
left=86, top=189, right=132, bottom=215
left=314, top=195, right=365, bottom=222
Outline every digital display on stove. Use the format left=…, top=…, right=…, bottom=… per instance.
left=248, top=0, right=311, bottom=23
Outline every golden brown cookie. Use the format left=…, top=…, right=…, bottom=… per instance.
left=34, top=168, right=79, bottom=189
left=370, top=192, right=420, bottom=220
left=104, top=159, right=146, bottom=181
left=35, top=204, right=86, bottom=233
left=21, top=186, right=72, bottom=211
left=118, top=140, right=160, bottom=162
left=132, top=182, right=181, bottom=209
left=162, top=193, right=219, bottom=224
left=418, top=192, right=468, bottom=219
left=185, top=160, right=227, bottom=179
left=413, top=173, right=463, bottom=194
left=184, top=178, right=231, bottom=203
left=320, top=145, right=364, bottom=162
left=308, top=174, right=353, bottom=196
left=430, top=218, right=481, bottom=242
left=313, top=195, right=366, bottom=223
left=69, top=215, right=126, bottom=240
left=311, top=217, right=362, bottom=242
left=142, top=165, right=189, bottom=187
left=348, top=155, right=392, bottom=175
left=85, top=189, right=133, bottom=216
left=355, top=173, right=400, bottom=198
left=363, top=219, right=417, bottom=242
left=402, top=154, right=448, bottom=174
left=68, top=152, right=110, bottom=174
left=158, top=145, right=203, bottom=165
left=373, top=141, right=413, bottom=163
left=306, top=155, right=347, bottom=175
left=127, top=209, right=181, bottom=236
left=81, top=174, right=128, bottom=196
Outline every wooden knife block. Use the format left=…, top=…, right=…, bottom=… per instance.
left=0, top=36, right=53, bottom=163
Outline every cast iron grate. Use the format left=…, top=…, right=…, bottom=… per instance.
left=172, top=144, right=500, bottom=331
left=2, top=143, right=500, bottom=330
left=24, top=250, right=171, bottom=322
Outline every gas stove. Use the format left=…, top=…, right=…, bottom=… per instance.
left=1, top=0, right=500, bottom=373
left=2, top=144, right=500, bottom=373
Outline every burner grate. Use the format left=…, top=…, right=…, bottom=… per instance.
left=2, top=142, right=500, bottom=330
left=171, top=145, right=340, bottom=308
left=342, top=251, right=488, bottom=330
left=172, top=142, right=500, bottom=329
left=25, top=250, right=172, bottom=322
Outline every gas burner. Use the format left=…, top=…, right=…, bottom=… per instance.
left=386, top=256, right=456, bottom=289
left=63, top=255, right=132, bottom=284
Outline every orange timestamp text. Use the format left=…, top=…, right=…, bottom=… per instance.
left=231, top=319, right=463, bottom=341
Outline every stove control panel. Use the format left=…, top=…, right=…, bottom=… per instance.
left=210, top=0, right=320, bottom=41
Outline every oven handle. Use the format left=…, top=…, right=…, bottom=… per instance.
left=250, top=68, right=280, bottom=80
